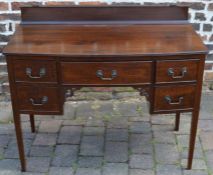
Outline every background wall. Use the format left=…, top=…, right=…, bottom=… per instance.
left=0, top=0, right=213, bottom=96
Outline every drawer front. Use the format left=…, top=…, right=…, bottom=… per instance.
left=61, top=61, right=152, bottom=85
left=156, top=60, right=199, bottom=83
left=154, top=85, right=196, bottom=112
left=13, top=60, right=57, bottom=83
left=16, top=85, right=60, bottom=112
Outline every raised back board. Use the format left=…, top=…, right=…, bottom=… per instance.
left=21, top=6, right=189, bottom=25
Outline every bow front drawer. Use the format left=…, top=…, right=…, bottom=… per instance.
left=16, top=85, right=61, bottom=113
left=153, top=85, right=196, bottom=112
left=13, top=60, right=57, bottom=83
left=61, top=61, right=152, bottom=85
left=156, top=60, right=199, bottom=83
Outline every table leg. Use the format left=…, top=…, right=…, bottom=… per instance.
left=29, top=114, right=35, bottom=133
left=174, top=112, right=180, bottom=131
left=187, top=57, right=205, bottom=169
left=187, top=110, right=199, bottom=169
left=13, top=113, right=26, bottom=171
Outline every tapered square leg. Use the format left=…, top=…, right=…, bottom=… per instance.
left=187, top=111, right=199, bottom=169
left=29, top=114, right=35, bottom=133
left=13, top=113, right=26, bottom=172
left=175, top=112, right=180, bottom=131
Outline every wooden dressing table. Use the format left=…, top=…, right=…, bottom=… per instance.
left=2, top=6, right=208, bottom=171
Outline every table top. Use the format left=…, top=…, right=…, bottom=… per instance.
left=3, top=24, right=207, bottom=57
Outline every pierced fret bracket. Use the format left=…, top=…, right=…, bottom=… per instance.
left=64, top=87, right=81, bottom=99
left=134, top=87, right=150, bottom=100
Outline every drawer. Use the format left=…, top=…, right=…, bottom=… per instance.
left=153, top=85, right=196, bottom=112
left=156, top=60, right=199, bottom=83
left=16, top=85, right=61, bottom=113
left=61, top=61, right=152, bottom=85
left=13, top=60, right=57, bottom=83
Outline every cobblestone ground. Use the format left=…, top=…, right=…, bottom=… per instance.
left=0, top=91, right=213, bottom=175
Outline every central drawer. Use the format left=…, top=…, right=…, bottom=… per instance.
left=61, top=61, right=152, bottom=85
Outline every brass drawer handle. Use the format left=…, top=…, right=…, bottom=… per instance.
left=167, top=67, right=187, bottom=79
left=96, top=70, right=117, bottom=81
left=26, top=68, right=46, bottom=79
left=164, top=96, right=184, bottom=105
left=29, top=96, right=48, bottom=106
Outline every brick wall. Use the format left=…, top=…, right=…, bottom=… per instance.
left=0, top=0, right=213, bottom=95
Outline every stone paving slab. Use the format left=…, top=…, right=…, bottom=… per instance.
left=58, top=126, right=82, bottom=144
left=0, top=92, right=213, bottom=174
left=52, top=145, right=78, bottom=167
left=156, top=164, right=182, bottom=175
left=0, top=147, right=4, bottom=159
left=78, top=156, right=103, bottom=168
left=80, top=136, right=104, bottom=156
left=200, top=131, right=213, bottom=150
left=38, top=120, right=62, bottom=133
left=0, top=170, right=22, bottom=175
left=105, top=141, right=128, bottom=162
left=177, top=134, right=201, bottom=147
left=75, top=168, right=101, bottom=175
left=181, top=159, right=207, bottom=170
left=106, top=128, right=128, bottom=141
left=22, top=172, right=46, bottom=175
left=49, top=167, right=74, bottom=175
left=152, top=124, right=175, bottom=132
left=26, top=157, right=51, bottom=173
left=204, top=150, right=213, bottom=172
left=95, top=102, right=114, bottom=117
left=155, top=143, right=180, bottom=164
left=0, top=124, right=14, bottom=135
left=151, top=115, right=175, bottom=125
left=153, top=131, right=176, bottom=145
left=0, top=135, right=10, bottom=148
left=0, top=159, right=20, bottom=171
left=199, top=120, right=213, bottom=132
left=129, top=169, right=155, bottom=175
left=4, top=139, right=32, bottom=158
left=102, top=163, right=128, bottom=175
left=83, top=126, right=105, bottom=136
left=55, top=102, right=75, bottom=120
left=180, top=147, right=204, bottom=159
left=129, top=154, right=154, bottom=169
left=33, top=133, right=57, bottom=146
left=29, top=146, right=54, bottom=157
left=75, top=103, right=95, bottom=119
left=129, top=134, right=153, bottom=154
left=107, top=117, right=128, bottom=129
left=183, top=170, right=209, bottom=175
left=85, top=119, right=105, bottom=127
left=130, top=122, right=151, bottom=134
left=117, top=103, right=141, bottom=117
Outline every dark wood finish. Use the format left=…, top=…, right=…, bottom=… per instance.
left=14, top=114, right=26, bottom=171
left=2, top=6, right=208, bottom=171
left=29, top=114, right=35, bottom=133
left=16, top=85, right=60, bottom=113
left=21, top=6, right=188, bottom=24
left=61, top=61, right=152, bottom=85
left=6, top=58, right=26, bottom=171
left=13, top=59, right=57, bottom=83
left=187, top=56, right=205, bottom=169
left=156, top=60, right=199, bottom=83
left=175, top=112, right=180, bottom=131
left=153, top=85, right=196, bottom=112
left=3, top=25, right=207, bottom=57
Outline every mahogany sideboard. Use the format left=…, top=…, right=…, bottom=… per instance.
left=2, top=6, right=208, bottom=171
